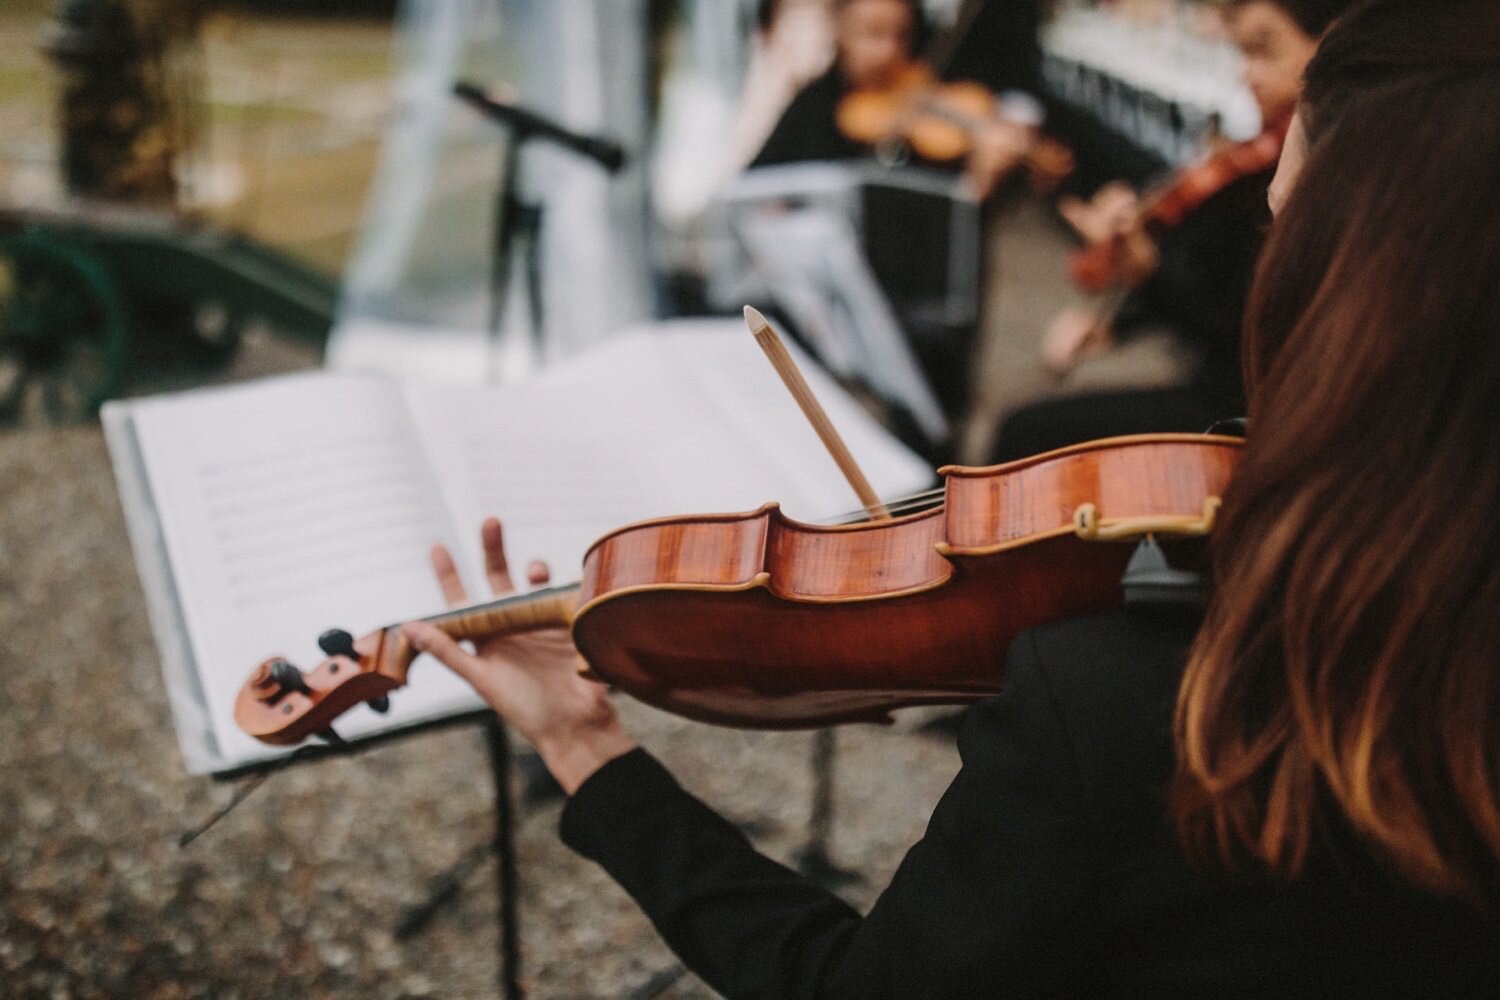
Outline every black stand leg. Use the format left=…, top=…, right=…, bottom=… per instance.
left=392, top=717, right=525, bottom=1000
left=623, top=963, right=689, bottom=1000
left=394, top=844, right=486, bottom=937
left=484, top=717, right=524, bottom=1000
left=795, top=729, right=858, bottom=888
left=519, top=201, right=546, bottom=360
left=487, top=142, right=522, bottom=381
left=487, top=142, right=548, bottom=380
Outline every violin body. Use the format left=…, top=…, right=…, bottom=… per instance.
left=572, top=434, right=1240, bottom=728
left=837, top=63, right=995, bottom=162
left=236, top=434, right=1240, bottom=743
left=835, top=60, right=1074, bottom=189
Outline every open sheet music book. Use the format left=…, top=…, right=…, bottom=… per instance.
left=104, top=321, right=935, bottom=775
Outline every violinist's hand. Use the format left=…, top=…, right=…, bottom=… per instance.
left=964, top=118, right=1030, bottom=201
left=1115, top=226, right=1160, bottom=286
left=401, top=518, right=638, bottom=794
left=1059, top=181, right=1140, bottom=245
left=1041, top=305, right=1115, bottom=373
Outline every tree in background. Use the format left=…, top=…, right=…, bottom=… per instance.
left=40, top=0, right=204, bottom=204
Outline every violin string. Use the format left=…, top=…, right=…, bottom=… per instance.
left=867, top=485, right=946, bottom=510
left=879, top=493, right=945, bottom=515
left=817, top=485, right=949, bottom=525
left=817, top=497, right=934, bottom=525
left=838, top=488, right=947, bottom=521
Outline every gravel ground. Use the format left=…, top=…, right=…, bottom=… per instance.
left=0, top=195, right=1179, bottom=999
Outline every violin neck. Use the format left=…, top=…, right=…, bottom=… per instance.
left=370, top=585, right=579, bottom=688
left=420, top=584, right=580, bottom=643
left=1139, top=122, right=1290, bottom=223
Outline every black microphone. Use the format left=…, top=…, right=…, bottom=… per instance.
left=452, top=81, right=627, bottom=173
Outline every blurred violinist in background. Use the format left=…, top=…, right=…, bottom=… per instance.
left=741, top=0, right=1065, bottom=440
left=750, top=0, right=1046, bottom=201
left=726, top=0, right=836, bottom=172
left=989, top=0, right=1348, bottom=463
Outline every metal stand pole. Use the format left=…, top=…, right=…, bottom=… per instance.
left=795, top=729, right=858, bottom=888
left=392, top=717, right=524, bottom=999
left=485, top=130, right=550, bottom=381
left=484, top=717, right=524, bottom=1000
left=487, top=140, right=524, bottom=381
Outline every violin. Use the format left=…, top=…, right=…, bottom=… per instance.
left=1068, top=120, right=1290, bottom=294
left=836, top=59, right=1075, bottom=191
left=235, top=432, right=1239, bottom=744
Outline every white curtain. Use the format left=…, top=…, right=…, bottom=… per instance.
left=331, top=0, right=653, bottom=382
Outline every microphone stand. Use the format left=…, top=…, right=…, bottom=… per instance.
left=452, top=82, right=626, bottom=380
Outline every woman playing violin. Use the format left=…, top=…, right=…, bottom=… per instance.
left=750, top=0, right=1036, bottom=201
left=404, top=2, right=1500, bottom=995
left=991, top=0, right=1345, bottom=463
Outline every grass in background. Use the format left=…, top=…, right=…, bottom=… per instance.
left=0, top=3, right=395, bottom=279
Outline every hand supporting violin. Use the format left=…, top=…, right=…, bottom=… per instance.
left=1044, top=185, right=1161, bottom=374
left=1059, top=182, right=1140, bottom=245
left=962, top=117, right=1031, bottom=201
left=400, top=518, right=637, bottom=795
left=1039, top=251, right=1157, bottom=377
left=1064, top=122, right=1288, bottom=300
left=1059, top=183, right=1161, bottom=286
left=1041, top=304, right=1116, bottom=374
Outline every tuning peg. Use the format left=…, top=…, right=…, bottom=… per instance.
left=272, top=658, right=312, bottom=694
left=367, top=696, right=390, bottom=714
left=250, top=657, right=312, bottom=703
left=318, top=628, right=359, bottom=662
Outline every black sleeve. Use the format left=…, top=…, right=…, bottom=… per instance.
left=559, top=635, right=1101, bottom=1000
left=944, top=0, right=1043, bottom=97
left=1116, top=171, right=1271, bottom=364
left=750, top=85, right=821, bottom=169
left=751, top=72, right=858, bottom=169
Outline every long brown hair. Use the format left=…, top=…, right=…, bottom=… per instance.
left=1174, top=0, right=1500, bottom=905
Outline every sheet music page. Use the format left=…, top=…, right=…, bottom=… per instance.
left=129, top=371, right=482, bottom=767
left=658, top=320, right=937, bottom=517
left=406, top=321, right=936, bottom=582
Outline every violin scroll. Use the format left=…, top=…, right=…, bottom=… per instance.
left=234, top=587, right=580, bottom=747
left=235, top=627, right=403, bottom=746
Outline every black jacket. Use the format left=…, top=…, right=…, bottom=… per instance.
left=1116, top=166, right=1273, bottom=410
left=561, top=608, right=1496, bottom=999
left=750, top=66, right=870, bottom=170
